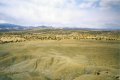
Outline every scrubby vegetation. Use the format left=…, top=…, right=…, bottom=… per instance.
left=0, top=29, right=120, bottom=80
left=0, top=29, right=120, bottom=44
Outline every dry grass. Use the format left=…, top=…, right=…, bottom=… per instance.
left=0, top=40, right=119, bottom=80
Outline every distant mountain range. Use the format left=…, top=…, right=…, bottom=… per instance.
left=0, top=23, right=52, bottom=31
left=0, top=23, right=119, bottom=31
left=0, top=23, right=25, bottom=30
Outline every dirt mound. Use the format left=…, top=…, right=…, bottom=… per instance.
left=0, top=54, right=118, bottom=80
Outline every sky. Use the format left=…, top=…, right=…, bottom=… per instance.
left=0, top=0, right=120, bottom=29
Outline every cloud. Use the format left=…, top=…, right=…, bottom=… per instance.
left=0, top=0, right=120, bottom=28
left=78, top=0, right=98, bottom=9
left=0, top=20, right=7, bottom=23
left=100, top=0, right=120, bottom=9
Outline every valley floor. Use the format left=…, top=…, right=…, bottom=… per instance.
left=0, top=40, right=120, bottom=80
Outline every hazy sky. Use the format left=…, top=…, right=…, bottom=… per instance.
left=0, top=0, right=120, bottom=28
